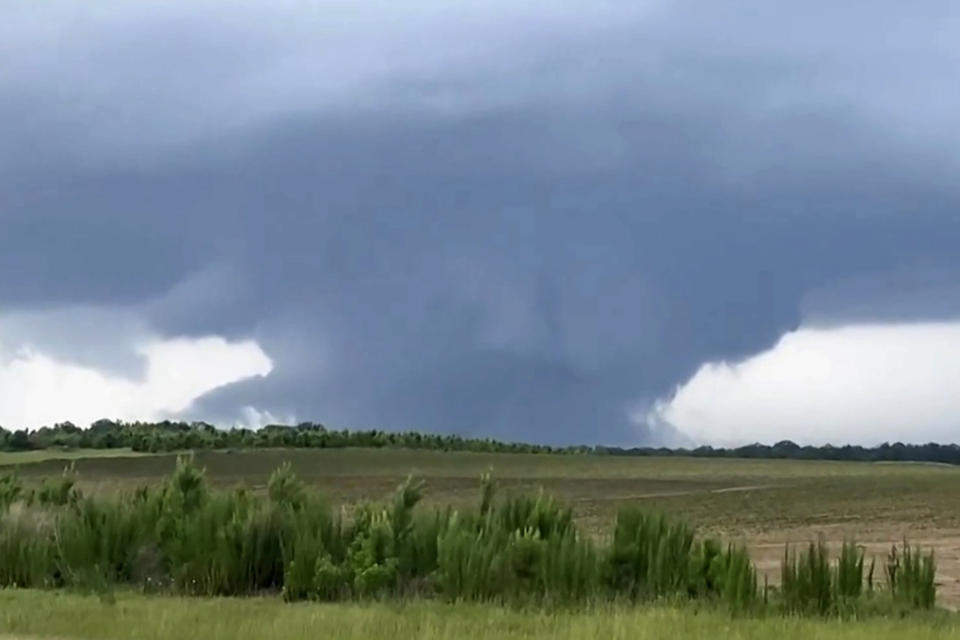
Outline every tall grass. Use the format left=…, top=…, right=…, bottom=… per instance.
left=886, top=540, right=936, bottom=609
left=779, top=537, right=936, bottom=615
left=608, top=509, right=758, bottom=609
left=781, top=538, right=834, bottom=615
left=2, top=591, right=959, bottom=640
left=0, top=459, right=938, bottom=616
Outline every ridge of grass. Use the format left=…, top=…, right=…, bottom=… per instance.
left=0, top=590, right=956, bottom=640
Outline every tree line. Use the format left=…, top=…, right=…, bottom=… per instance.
left=1, top=419, right=959, bottom=465
left=0, top=420, right=577, bottom=455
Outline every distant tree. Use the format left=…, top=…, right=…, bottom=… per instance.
left=8, top=430, right=33, bottom=451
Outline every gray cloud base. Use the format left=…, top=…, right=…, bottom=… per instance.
left=3, top=0, right=960, bottom=443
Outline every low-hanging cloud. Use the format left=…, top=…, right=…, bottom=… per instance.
left=0, top=334, right=273, bottom=430
left=4, top=1, right=960, bottom=444
left=650, top=322, right=960, bottom=446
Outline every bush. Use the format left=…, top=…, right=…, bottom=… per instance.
left=268, top=462, right=305, bottom=510
left=607, top=509, right=696, bottom=599
left=781, top=538, right=833, bottom=614
left=37, top=463, right=81, bottom=507
left=0, top=473, right=23, bottom=513
left=887, top=540, right=936, bottom=609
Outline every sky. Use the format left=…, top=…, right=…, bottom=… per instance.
left=3, top=1, right=960, bottom=446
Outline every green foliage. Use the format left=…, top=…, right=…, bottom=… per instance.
left=708, top=544, right=758, bottom=610
left=836, top=541, right=865, bottom=601
left=479, top=470, right=495, bottom=516
left=282, top=529, right=324, bottom=602
left=166, top=455, right=208, bottom=514
left=0, top=472, right=23, bottom=513
left=54, top=495, right=156, bottom=589
left=3, top=420, right=575, bottom=456
left=0, top=508, right=54, bottom=588
left=495, top=491, right=574, bottom=541
left=5, top=591, right=960, bottom=640
left=0, top=463, right=939, bottom=617
left=778, top=538, right=926, bottom=616
left=313, top=553, right=349, bottom=601
left=12, top=418, right=960, bottom=468
left=36, top=463, right=81, bottom=507
left=608, top=509, right=696, bottom=599
left=536, top=527, right=600, bottom=604
left=268, top=462, right=305, bottom=510
left=347, top=507, right=398, bottom=596
left=781, top=538, right=834, bottom=614
left=886, top=540, right=936, bottom=609
left=435, top=514, right=508, bottom=601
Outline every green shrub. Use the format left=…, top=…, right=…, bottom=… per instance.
left=313, top=553, right=349, bottom=600
left=607, top=509, right=695, bottom=600
left=435, top=513, right=509, bottom=601
left=0, top=508, right=55, bottom=588
left=347, top=508, right=398, bottom=596
left=887, top=540, right=936, bottom=609
left=0, top=473, right=23, bottom=513
left=165, top=455, right=208, bottom=514
left=709, top=544, right=758, bottom=610
left=538, top=527, right=600, bottom=604
left=495, top=491, right=573, bottom=540
left=283, top=525, right=327, bottom=601
left=781, top=538, right=833, bottom=615
left=835, top=541, right=865, bottom=601
left=268, top=462, right=305, bottom=511
left=36, top=463, right=81, bottom=507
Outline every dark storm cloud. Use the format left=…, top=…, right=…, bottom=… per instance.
left=3, top=1, right=960, bottom=443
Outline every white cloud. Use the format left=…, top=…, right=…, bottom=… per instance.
left=649, top=322, right=960, bottom=446
left=236, top=406, right=297, bottom=430
left=0, top=335, right=273, bottom=430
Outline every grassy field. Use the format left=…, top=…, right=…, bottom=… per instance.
left=0, top=448, right=150, bottom=467
left=3, top=446, right=960, bottom=635
left=0, top=590, right=957, bottom=640
left=8, top=447, right=960, bottom=532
